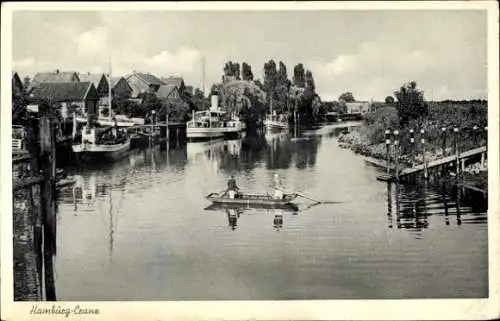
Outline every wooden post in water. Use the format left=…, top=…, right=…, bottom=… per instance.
left=481, top=126, right=487, bottom=167
left=39, top=115, right=57, bottom=301
left=473, top=125, right=478, bottom=147
left=385, top=129, right=391, bottom=175
left=441, top=127, right=447, bottom=177
left=454, top=127, right=460, bottom=177
left=166, top=111, right=170, bottom=144
left=150, top=110, right=155, bottom=146
left=394, top=130, right=400, bottom=181
left=409, top=128, right=414, bottom=165
left=421, top=128, right=428, bottom=179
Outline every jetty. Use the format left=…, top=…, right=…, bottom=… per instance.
left=366, top=126, right=488, bottom=182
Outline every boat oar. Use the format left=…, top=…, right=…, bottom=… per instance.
left=295, top=193, right=339, bottom=205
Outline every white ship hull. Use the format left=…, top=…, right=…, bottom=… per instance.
left=75, top=115, right=142, bottom=127
left=264, top=119, right=289, bottom=130
left=186, top=127, right=226, bottom=140
left=72, top=139, right=131, bottom=161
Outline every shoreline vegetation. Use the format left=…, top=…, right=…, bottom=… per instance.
left=337, top=91, right=488, bottom=192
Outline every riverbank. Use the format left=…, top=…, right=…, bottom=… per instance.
left=337, top=126, right=488, bottom=192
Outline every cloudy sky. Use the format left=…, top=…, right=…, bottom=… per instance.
left=12, top=9, right=487, bottom=101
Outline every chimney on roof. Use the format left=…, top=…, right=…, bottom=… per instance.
left=56, top=69, right=60, bottom=74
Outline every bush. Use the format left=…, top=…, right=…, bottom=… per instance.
left=364, top=106, right=400, bottom=144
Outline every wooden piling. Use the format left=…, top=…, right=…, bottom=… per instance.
left=385, top=130, right=391, bottom=175
left=166, top=113, right=170, bottom=143
left=394, top=130, right=400, bottom=181
left=39, top=115, right=57, bottom=301
left=409, top=129, right=415, bottom=166
left=421, top=129, right=428, bottom=179
left=454, top=127, right=460, bottom=177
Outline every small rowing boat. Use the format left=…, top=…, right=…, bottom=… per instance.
left=206, top=192, right=298, bottom=206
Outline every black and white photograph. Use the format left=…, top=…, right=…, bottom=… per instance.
left=1, top=2, right=499, bottom=320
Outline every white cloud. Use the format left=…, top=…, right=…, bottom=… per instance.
left=75, top=26, right=110, bottom=59
left=143, top=47, right=201, bottom=75
left=311, top=39, right=485, bottom=101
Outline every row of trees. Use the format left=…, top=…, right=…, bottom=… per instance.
left=211, top=60, right=323, bottom=126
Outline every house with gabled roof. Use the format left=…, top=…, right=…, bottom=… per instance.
left=125, top=71, right=164, bottom=97
left=110, top=76, right=133, bottom=99
left=184, top=86, right=193, bottom=96
left=12, top=71, right=24, bottom=95
left=78, top=73, right=109, bottom=97
left=156, top=84, right=182, bottom=101
left=78, top=73, right=111, bottom=111
left=29, top=82, right=99, bottom=118
left=161, top=76, right=185, bottom=92
left=30, top=70, right=80, bottom=91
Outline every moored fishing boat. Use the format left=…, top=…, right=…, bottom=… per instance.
left=206, top=191, right=298, bottom=206
left=72, top=124, right=131, bottom=162
left=75, top=114, right=143, bottom=127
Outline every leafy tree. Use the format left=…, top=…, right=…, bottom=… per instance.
left=293, top=63, right=306, bottom=88
left=275, top=61, right=291, bottom=113
left=339, top=92, right=355, bottom=103
left=263, top=59, right=278, bottom=111
left=254, top=79, right=264, bottom=90
left=191, top=88, right=208, bottom=111
left=394, top=81, right=428, bottom=125
left=242, top=62, right=254, bottom=81
left=305, top=70, right=315, bottom=91
left=385, top=96, right=395, bottom=104
left=223, top=61, right=241, bottom=80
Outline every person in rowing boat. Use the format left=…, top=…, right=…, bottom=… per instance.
left=222, top=175, right=240, bottom=198
left=273, top=173, right=284, bottom=199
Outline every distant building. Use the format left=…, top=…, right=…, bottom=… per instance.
left=78, top=73, right=110, bottom=108
left=184, top=86, right=194, bottom=96
left=156, top=84, right=182, bottom=101
left=161, top=76, right=186, bottom=94
left=12, top=72, right=24, bottom=95
left=125, top=72, right=164, bottom=97
left=29, top=82, right=99, bottom=117
left=110, top=76, right=133, bottom=99
left=345, top=102, right=371, bottom=114
left=30, top=70, right=80, bottom=91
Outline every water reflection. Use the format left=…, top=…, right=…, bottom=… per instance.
left=223, top=208, right=241, bottom=230
left=205, top=203, right=297, bottom=231
left=273, top=214, right=283, bottom=231
left=385, top=180, right=487, bottom=234
left=54, top=121, right=488, bottom=300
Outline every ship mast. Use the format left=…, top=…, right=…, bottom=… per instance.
left=108, top=55, right=112, bottom=121
left=202, top=57, right=206, bottom=110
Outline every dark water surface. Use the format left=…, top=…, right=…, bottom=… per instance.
left=54, top=123, right=488, bottom=300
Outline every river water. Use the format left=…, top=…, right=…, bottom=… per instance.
left=54, top=123, right=488, bottom=300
